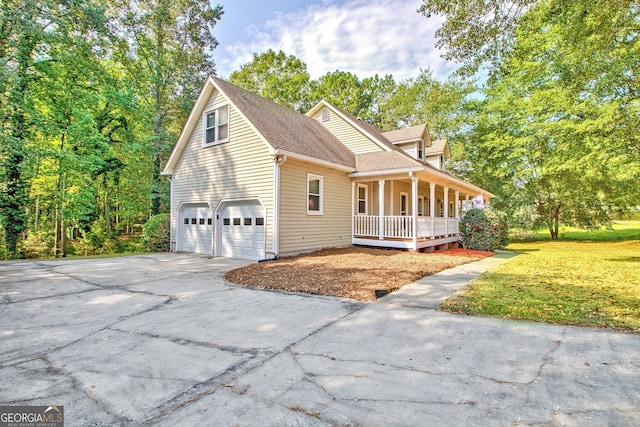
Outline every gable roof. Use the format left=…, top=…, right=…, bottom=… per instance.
left=163, top=76, right=355, bottom=175
left=382, top=124, right=428, bottom=145
left=425, top=139, right=451, bottom=158
left=306, top=101, right=398, bottom=153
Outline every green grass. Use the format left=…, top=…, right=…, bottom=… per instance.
left=510, top=220, right=640, bottom=243
left=441, top=221, right=640, bottom=331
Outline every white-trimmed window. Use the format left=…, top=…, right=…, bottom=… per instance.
left=357, top=184, right=368, bottom=215
left=204, top=105, right=229, bottom=146
left=418, top=196, right=424, bottom=216
left=418, top=140, right=424, bottom=161
left=400, top=192, right=408, bottom=216
left=321, top=108, right=330, bottom=122
left=307, top=174, right=323, bottom=214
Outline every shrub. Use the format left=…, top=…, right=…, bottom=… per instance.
left=21, top=231, right=55, bottom=259
left=460, top=208, right=508, bottom=251
left=142, top=214, right=170, bottom=252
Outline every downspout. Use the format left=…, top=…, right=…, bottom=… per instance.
left=272, top=154, right=287, bottom=258
left=167, top=174, right=174, bottom=252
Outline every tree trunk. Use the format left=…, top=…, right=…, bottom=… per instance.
left=54, top=134, right=66, bottom=257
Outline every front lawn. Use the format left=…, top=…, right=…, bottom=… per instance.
left=441, top=224, right=640, bottom=331
left=224, top=247, right=492, bottom=301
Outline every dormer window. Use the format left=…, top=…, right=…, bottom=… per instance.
left=418, top=140, right=424, bottom=161
left=204, top=105, right=229, bottom=146
left=440, top=155, right=444, bottom=169
left=321, top=108, right=330, bottom=122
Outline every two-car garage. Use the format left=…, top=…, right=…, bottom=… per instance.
left=178, top=200, right=266, bottom=260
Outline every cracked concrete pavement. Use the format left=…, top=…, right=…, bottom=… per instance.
left=1, top=252, right=639, bottom=426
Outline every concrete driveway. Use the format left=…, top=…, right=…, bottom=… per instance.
left=1, top=253, right=638, bottom=426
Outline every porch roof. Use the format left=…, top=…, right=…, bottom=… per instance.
left=355, top=151, right=423, bottom=172
left=349, top=151, right=495, bottom=198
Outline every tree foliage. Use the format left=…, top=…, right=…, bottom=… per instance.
left=458, top=0, right=639, bottom=238
left=418, top=0, right=535, bottom=75
left=0, top=0, right=223, bottom=258
left=229, top=49, right=312, bottom=112
left=377, top=69, right=474, bottom=137
left=112, top=0, right=223, bottom=215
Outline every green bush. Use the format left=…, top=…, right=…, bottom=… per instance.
left=20, top=231, right=55, bottom=259
left=460, top=208, right=508, bottom=251
left=142, top=214, right=170, bottom=252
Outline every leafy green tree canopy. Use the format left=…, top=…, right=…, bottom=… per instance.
left=229, top=49, right=312, bottom=112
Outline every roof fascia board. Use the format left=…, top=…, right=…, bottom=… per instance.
left=391, top=137, right=422, bottom=145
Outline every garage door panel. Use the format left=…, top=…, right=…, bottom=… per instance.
left=220, top=202, right=265, bottom=260
left=180, top=206, right=213, bottom=255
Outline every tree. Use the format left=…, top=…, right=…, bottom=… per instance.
left=0, top=0, right=109, bottom=257
left=417, top=0, right=535, bottom=75
left=461, top=0, right=639, bottom=238
left=229, top=49, right=312, bottom=112
left=378, top=68, right=474, bottom=137
left=112, top=0, right=223, bottom=215
left=310, top=71, right=396, bottom=123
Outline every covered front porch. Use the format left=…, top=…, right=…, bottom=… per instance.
left=350, top=171, right=487, bottom=251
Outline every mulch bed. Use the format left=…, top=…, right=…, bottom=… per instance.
left=224, top=246, right=493, bottom=301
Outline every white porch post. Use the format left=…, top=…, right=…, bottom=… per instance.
left=430, top=182, right=436, bottom=239
left=378, top=179, right=385, bottom=240
left=351, top=182, right=355, bottom=239
left=444, top=187, right=449, bottom=235
left=411, top=174, right=418, bottom=250
left=455, top=190, right=460, bottom=237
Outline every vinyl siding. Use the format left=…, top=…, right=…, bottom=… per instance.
left=396, top=142, right=418, bottom=160
left=170, top=90, right=275, bottom=255
left=310, top=109, right=383, bottom=155
left=279, top=159, right=351, bottom=255
left=426, top=155, right=442, bottom=170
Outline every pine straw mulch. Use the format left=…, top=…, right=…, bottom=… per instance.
left=224, top=246, right=493, bottom=302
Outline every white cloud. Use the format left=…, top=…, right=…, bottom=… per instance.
left=216, top=0, right=458, bottom=81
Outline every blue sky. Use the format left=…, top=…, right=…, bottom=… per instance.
left=213, top=0, right=458, bottom=81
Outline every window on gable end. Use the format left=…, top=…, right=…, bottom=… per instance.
left=204, top=105, right=229, bottom=146
left=307, top=174, right=323, bottom=215
left=321, top=108, right=330, bottom=122
left=418, top=140, right=424, bottom=161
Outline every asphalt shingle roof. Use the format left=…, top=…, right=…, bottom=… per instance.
left=212, top=77, right=355, bottom=169
left=382, top=124, right=428, bottom=144
left=355, top=151, right=423, bottom=172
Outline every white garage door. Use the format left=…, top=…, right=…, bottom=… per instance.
left=181, top=206, right=213, bottom=255
left=220, top=202, right=265, bottom=260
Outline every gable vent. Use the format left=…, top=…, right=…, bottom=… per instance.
left=321, top=108, right=330, bottom=122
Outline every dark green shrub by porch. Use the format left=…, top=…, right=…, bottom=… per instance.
left=460, top=208, right=507, bottom=251
left=142, top=214, right=170, bottom=252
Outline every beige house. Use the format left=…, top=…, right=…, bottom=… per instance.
left=162, top=76, right=493, bottom=260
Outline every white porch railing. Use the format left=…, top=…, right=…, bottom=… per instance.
left=354, top=215, right=459, bottom=240
left=384, top=216, right=412, bottom=238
